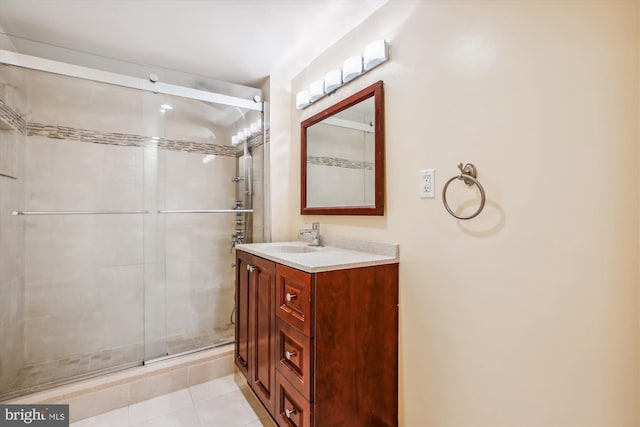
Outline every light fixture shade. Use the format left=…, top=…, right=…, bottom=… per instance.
left=363, top=39, right=388, bottom=71
left=324, top=69, right=342, bottom=93
left=250, top=122, right=260, bottom=135
left=342, top=56, right=363, bottom=83
left=231, top=135, right=240, bottom=146
left=309, top=80, right=325, bottom=102
left=296, top=90, right=310, bottom=109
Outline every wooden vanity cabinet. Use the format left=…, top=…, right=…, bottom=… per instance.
left=236, top=249, right=399, bottom=427
left=235, top=251, right=277, bottom=415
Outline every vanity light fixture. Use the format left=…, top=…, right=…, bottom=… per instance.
left=324, top=69, right=342, bottom=94
left=296, top=90, right=311, bottom=109
left=202, top=154, right=216, bottom=164
left=342, top=56, right=363, bottom=83
left=250, top=122, right=260, bottom=135
left=296, top=39, right=389, bottom=109
left=233, top=119, right=262, bottom=146
left=309, top=80, right=325, bottom=102
left=234, top=130, right=247, bottom=145
left=363, top=40, right=388, bottom=71
left=159, top=103, right=173, bottom=113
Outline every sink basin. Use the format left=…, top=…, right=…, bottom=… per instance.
left=268, top=245, right=321, bottom=254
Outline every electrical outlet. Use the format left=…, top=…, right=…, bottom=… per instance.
left=420, top=169, right=435, bottom=198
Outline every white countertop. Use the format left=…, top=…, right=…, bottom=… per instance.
left=235, top=239, right=399, bottom=273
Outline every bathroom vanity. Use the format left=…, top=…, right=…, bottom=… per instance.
left=235, top=240, right=399, bottom=427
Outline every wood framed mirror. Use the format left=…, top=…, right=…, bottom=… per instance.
left=301, top=80, right=384, bottom=215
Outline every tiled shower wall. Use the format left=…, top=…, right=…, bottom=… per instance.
left=0, top=66, right=26, bottom=392
left=22, top=139, right=239, bottom=364
left=0, top=66, right=263, bottom=385
left=22, top=137, right=146, bottom=364
left=161, top=150, right=236, bottom=345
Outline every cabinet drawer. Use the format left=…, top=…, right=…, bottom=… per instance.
left=276, top=265, right=313, bottom=336
left=275, top=371, right=313, bottom=427
left=276, top=318, right=313, bottom=401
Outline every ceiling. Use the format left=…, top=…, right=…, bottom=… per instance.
left=0, top=0, right=388, bottom=89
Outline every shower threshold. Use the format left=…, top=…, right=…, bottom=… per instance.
left=0, top=359, right=142, bottom=402
left=1, top=345, right=236, bottom=423
left=144, top=339, right=234, bottom=366
left=0, top=326, right=235, bottom=401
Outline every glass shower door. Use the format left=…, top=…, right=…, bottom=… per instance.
left=0, top=42, right=266, bottom=398
left=144, top=89, right=263, bottom=361
left=6, top=66, right=147, bottom=395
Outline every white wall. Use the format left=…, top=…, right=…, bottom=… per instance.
left=267, top=74, right=292, bottom=240
left=273, top=0, right=640, bottom=425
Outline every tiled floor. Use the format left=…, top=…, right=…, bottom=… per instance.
left=69, top=374, right=276, bottom=427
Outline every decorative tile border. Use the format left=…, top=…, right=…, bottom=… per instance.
left=247, top=133, right=266, bottom=150
left=307, top=155, right=374, bottom=171
left=28, top=123, right=240, bottom=157
left=0, top=98, right=27, bottom=134
left=27, top=123, right=144, bottom=146
left=1, top=97, right=268, bottom=157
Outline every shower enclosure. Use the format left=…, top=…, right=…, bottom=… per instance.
left=0, top=38, right=268, bottom=399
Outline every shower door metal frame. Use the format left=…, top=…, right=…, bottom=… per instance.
left=0, top=49, right=263, bottom=111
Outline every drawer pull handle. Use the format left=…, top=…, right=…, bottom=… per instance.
left=285, top=350, right=297, bottom=360
left=285, top=292, right=297, bottom=302
left=247, top=265, right=256, bottom=272
left=285, top=407, right=297, bottom=418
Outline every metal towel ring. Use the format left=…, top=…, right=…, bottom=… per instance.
left=442, top=163, right=486, bottom=220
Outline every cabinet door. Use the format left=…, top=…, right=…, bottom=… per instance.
left=235, top=251, right=252, bottom=379
left=251, top=256, right=277, bottom=416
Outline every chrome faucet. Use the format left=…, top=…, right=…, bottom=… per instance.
left=299, top=222, right=321, bottom=247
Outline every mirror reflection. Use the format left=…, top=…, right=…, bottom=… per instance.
left=306, top=97, right=375, bottom=208
left=301, top=80, right=384, bottom=215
